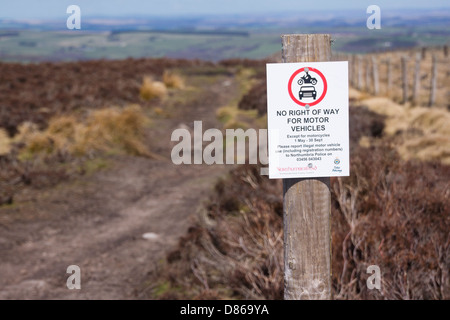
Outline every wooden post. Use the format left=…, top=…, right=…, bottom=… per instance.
left=372, top=56, right=379, bottom=95
left=412, top=52, right=421, bottom=105
left=444, top=45, right=448, bottom=58
left=386, top=58, right=392, bottom=96
left=348, top=55, right=353, bottom=87
left=429, top=55, right=437, bottom=107
left=281, top=34, right=332, bottom=300
left=357, top=56, right=363, bottom=90
left=421, top=47, right=426, bottom=60
left=350, top=55, right=356, bottom=88
left=401, top=56, right=409, bottom=104
left=365, top=58, right=371, bottom=93
left=352, top=55, right=357, bottom=88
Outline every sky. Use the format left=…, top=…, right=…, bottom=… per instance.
left=1, top=0, right=449, bottom=19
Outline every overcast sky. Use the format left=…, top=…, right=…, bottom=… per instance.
left=1, top=0, right=449, bottom=19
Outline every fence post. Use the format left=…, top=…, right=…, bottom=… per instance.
left=348, top=55, right=353, bottom=87
left=386, top=58, right=392, bottom=97
left=372, top=56, right=379, bottom=95
left=350, top=55, right=356, bottom=88
left=412, top=52, right=421, bottom=105
left=429, top=55, right=437, bottom=107
left=357, top=55, right=363, bottom=90
left=421, top=47, right=426, bottom=59
left=281, top=34, right=332, bottom=300
left=401, top=56, right=409, bottom=104
left=365, top=58, right=371, bottom=93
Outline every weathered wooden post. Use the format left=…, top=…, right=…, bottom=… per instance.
left=372, top=56, right=379, bottom=95
left=429, top=55, right=437, bottom=107
left=401, top=56, right=409, bottom=104
left=281, top=34, right=332, bottom=300
left=421, top=47, right=426, bottom=60
left=386, top=58, right=392, bottom=96
left=357, top=55, right=363, bottom=90
left=444, top=45, right=448, bottom=58
left=412, top=52, right=421, bottom=105
left=350, top=55, right=356, bottom=88
left=365, top=58, right=371, bottom=93
left=348, top=55, right=353, bottom=87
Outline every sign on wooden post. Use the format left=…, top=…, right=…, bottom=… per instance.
left=266, top=62, right=350, bottom=178
left=266, top=34, right=350, bottom=300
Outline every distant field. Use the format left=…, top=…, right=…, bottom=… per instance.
left=0, top=30, right=281, bottom=62
left=0, top=26, right=448, bottom=62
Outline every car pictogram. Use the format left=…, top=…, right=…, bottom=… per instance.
left=299, top=86, right=317, bottom=100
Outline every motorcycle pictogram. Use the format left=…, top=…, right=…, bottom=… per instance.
left=297, top=71, right=318, bottom=85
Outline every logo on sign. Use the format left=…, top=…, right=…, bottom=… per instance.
left=288, top=67, right=327, bottom=107
left=332, top=157, right=343, bottom=173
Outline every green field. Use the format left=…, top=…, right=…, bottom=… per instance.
left=0, top=26, right=448, bottom=63
left=0, top=30, right=281, bottom=62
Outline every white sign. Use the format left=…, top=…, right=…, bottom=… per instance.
left=266, top=61, right=349, bottom=179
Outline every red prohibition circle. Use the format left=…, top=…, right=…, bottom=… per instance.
left=288, top=67, right=327, bottom=106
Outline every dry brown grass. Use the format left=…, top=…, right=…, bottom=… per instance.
left=349, top=87, right=364, bottom=102
left=163, top=70, right=184, bottom=89
left=356, top=95, right=450, bottom=164
left=140, top=76, right=167, bottom=101
left=399, top=134, right=450, bottom=164
left=18, top=105, right=152, bottom=159
left=0, top=128, right=11, bottom=155
left=47, top=115, right=78, bottom=138
left=74, top=105, right=151, bottom=156
left=14, top=122, right=40, bottom=142
left=358, top=97, right=404, bottom=121
left=216, top=105, right=258, bottom=130
left=408, top=108, right=450, bottom=136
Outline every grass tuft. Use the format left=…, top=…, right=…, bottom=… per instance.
left=357, top=96, right=450, bottom=164
left=18, top=105, right=152, bottom=158
left=163, top=70, right=184, bottom=89
left=0, top=128, right=11, bottom=155
left=140, top=76, right=167, bottom=101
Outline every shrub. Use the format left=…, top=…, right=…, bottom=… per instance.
left=237, top=80, right=267, bottom=115
left=19, top=105, right=151, bottom=158
left=163, top=70, right=184, bottom=89
left=140, top=76, right=167, bottom=101
left=331, top=143, right=449, bottom=299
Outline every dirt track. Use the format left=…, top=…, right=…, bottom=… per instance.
left=0, top=74, right=238, bottom=299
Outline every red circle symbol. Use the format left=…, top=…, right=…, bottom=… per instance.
left=288, top=67, right=327, bottom=107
